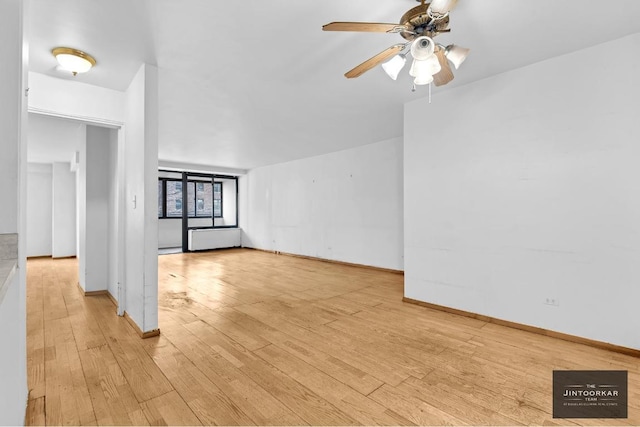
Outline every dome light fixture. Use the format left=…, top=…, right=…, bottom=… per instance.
left=52, top=47, right=96, bottom=76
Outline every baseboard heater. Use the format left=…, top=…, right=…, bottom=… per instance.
left=188, top=228, right=241, bottom=251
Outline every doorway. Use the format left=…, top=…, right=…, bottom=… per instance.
left=26, top=113, right=126, bottom=315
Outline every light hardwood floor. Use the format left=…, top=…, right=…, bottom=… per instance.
left=26, top=249, right=639, bottom=426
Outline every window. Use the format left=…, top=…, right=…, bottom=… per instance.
left=157, top=180, right=164, bottom=217
left=213, top=182, right=222, bottom=218
left=158, top=178, right=223, bottom=219
left=195, top=181, right=212, bottom=217
left=165, top=181, right=183, bottom=217
left=186, top=182, right=195, bottom=217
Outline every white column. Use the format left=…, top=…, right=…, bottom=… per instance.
left=0, top=0, right=29, bottom=424
left=0, top=0, right=23, bottom=232
left=124, top=63, right=159, bottom=333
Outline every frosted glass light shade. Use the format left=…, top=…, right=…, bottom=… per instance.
left=444, top=44, right=470, bottom=69
left=414, top=74, right=434, bottom=86
left=424, top=54, right=441, bottom=74
left=409, top=56, right=441, bottom=79
left=56, top=54, right=93, bottom=73
left=410, top=36, right=435, bottom=60
left=382, top=54, right=406, bottom=80
left=52, top=47, right=96, bottom=75
left=428, top=0, right=459, bottom=18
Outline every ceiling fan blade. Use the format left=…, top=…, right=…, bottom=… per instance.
left=428, top=0, right=459, bottom=17
left=322, top=22, right=408, bottom=33
left=432, top=48, right=454, bottom=86
left=345, top=44, right=405, bottom=79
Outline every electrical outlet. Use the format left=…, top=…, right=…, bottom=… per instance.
left=544, top=297, right=559, bottom=307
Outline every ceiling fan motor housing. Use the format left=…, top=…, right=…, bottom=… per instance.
left=399, top=4, right=450, bottom=40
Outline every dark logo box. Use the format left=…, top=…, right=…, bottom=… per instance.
left=553, top=370, right=627, bottom=419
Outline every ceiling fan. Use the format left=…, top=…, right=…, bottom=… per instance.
left=322, top=0, right=469, bottom=88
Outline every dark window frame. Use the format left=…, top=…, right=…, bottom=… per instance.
left=158, top=169, right=239, bottom=249
left=158, top=177, right=223, bottom=219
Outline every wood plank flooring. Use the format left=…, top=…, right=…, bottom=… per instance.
left=25, top=249, right=639, bottom=425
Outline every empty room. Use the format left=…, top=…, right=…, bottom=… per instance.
left=1, top=0, right=639, bottom=426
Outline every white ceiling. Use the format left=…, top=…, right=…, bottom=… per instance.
left=28, top=0, right=640, bottom=169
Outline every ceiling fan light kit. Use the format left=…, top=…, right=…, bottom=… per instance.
left=323, top=0, right=469, bottom=92
left=409, top=54, right=440, bottom=81
left=381, top=54, right=407, bottom=80
left=413, top=73, right=434, bottom=86
left=427, top=0, right=459, bottom=20
left=410, top=36, right=435, bottom=60
left=444, top=44, right=470, bottom=69
left=52, top=47, right=96, bottom=76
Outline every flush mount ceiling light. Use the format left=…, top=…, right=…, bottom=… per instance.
left=52, top=47, right=96, bottom=76
left=323, top=0, right=469, bottom=92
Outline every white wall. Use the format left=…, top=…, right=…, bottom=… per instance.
left=0, top=270, right=23, bottom=424
left=404, top=33, right=640, bottom=350
left=76, top=127, right=87, bottom=288
left=0, top=0, right=28, bottom=424
left=29, top=61, right=159, bottom=333
left=80, top=126, right=113, bottom=292
left=159, top=217, right=212, bottom=249
left=52, top=162, right=76, bottom=257
left=0, top=3, right=22, bottom=235
left=159, top=219, right=182, bottom=248
left=26, top=163, right=52, bottom=257
left=242, top=137, right=404, bottom=270
left=28, top=72, right=125, bottom=126
left=239, top=174, right=248, bottom=238
left=28, top=113, right=86, bottom=163
left=222, top=179, right=237, bottom=226
left=107, top=129, right=119, bottom=299
left=26, top=162, right=77, bottom=258
left=124, top=63, right=159, bottom=332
